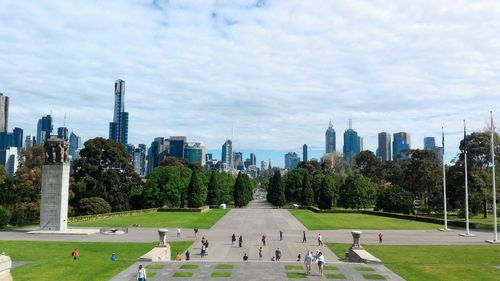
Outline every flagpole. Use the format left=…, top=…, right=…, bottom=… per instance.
left=486, top=111, right=498, bottom=243
left=460, top=120, right=474, bottom=237
left=442, top=126, right=449, bottom=231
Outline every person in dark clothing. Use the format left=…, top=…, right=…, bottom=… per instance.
left=302, top=231, right=307, bottom=243
left=185, top=250, right=190, bottom=261
left=275, top=248, right=282, bottom=261
left=239, top=235, right=243, bottom=248
left=194, top=228, right=199, bottom=237
left=243, top=253, right=248, bottom=261
left=261, top=235, right=266, bottom=246
left=232, top=233, right=236, bottom=245
left=279, top=230, right=283, bottom=241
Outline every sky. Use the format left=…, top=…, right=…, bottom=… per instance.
left=1, top=0, right=500, bottom=167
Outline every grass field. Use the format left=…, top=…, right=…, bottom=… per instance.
left=327, top=243, right=500, bottom=281
left=70, top=209, right=229, bottom=228
left=290, top=210, right=438, bottom=230
left=0, top=240, right=192, bottom=281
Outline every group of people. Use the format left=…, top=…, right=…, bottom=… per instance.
left=303, top=250, right=325, bottom=276
left=231, top=233, right=244, bottom=248
left=200, top=236, right=209, bottom=257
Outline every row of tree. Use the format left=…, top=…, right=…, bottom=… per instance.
left=0, top=137, right=256, bottom=226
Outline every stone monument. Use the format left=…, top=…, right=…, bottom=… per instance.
left=40, top=138, right=70, bottom=231
left=347, top=230, right=382, bottom=264
left=0, top=253, right=13, bottom=281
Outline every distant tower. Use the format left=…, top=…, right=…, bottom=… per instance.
left=377, top=132, right=391, bottom=161
left=393, top=132, right=411, bottom=160
left=267, top=159, right=273, bottom=178
left=303, top=144, right=308, bottom=162
left=37, top=115, right=53, bottom=143
left=221, top=139, right=233, bottom=167
left=325, top=120, right=336, bottom=153
left=108, top=79, right=129, bottom=145
left=0, top=93, right=9, bottom=133
left=343, top=119, right=360, bottom=167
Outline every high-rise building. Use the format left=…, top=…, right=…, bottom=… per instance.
left=147, top=137, right=169, bottom=174
left=358, top=136, right=364, bottom=151
left=184, top=142, right=206, bottom=166
left=37, top=115, right=52, bottom=143
left=343, top=120, right=360, bottom=167
left=221, top=140, right=233, bottom=167
left=424, top=137, right=436, bottom=150
left=206, top=153, right=213, bottom=162
left=0, top=127, right=23, bottom=151
left=0, top=147, right=17, bottom=177
left=250, top=153, right=256, bottom=166
left=131, top=144, right=147, bottom=177
left=285, top=152, right=300, bottom=170
left=393, top=132, right=411, bottom=160
left=168, top=136, right=186, bottom=158
left=303, top=144, right=308, bottom=162
left=0, top=93, right=9, bottom=133
left=57, top=127, right=69, bottom=141
left=377, top=132, right=391, bottom=161
left=109, top=79, right=129, bottom=145
left=69, top=132, right=81, bottom=158
left=325, top=121, right=336, bottom=153
left=25, top=135, right=33, bottom=150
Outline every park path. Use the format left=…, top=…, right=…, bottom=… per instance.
left=185, top=199, right=339, bottom=262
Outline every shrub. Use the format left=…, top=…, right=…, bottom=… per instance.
left=0, top=205, right=11, bottom=228
left=10, top=202, right=39, bottom=226
left=77, top=197, right=112, bottom=215
left=374, top=185, right=414, bottom=214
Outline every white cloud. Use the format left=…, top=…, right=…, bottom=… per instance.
left=1, top=0, right=499, bottom=165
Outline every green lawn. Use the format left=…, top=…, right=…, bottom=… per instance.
left=70, top=209, right=229, bottom=228
left=327, top=243, right=500, bottom=281
left=211, top=271, right=232, bottom=277
left=0, top=240, right=192, bottom=281
left=290, top=210, right=438, bottom=230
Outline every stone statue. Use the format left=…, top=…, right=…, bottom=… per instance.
left=44, top=138, right=69, bottom=164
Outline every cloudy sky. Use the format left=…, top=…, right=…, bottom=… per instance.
left=1, top=0, right=499, bottom=167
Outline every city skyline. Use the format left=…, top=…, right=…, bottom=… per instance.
left=1, top=1, right=500, bottom=167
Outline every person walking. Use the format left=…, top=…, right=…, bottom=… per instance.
left=297, top=253, right=301, bottom=262
left=243, top=253, right=249, bottom=261
left=185, top=250, right=190, bottom=261
left=279, top=230, right=283, bottom=241
left=194, top=228, right=199, bottom=237
left=201, top=244, right=206, bottom=258
left=258, top=247, right=263, bottom=260
left=71, top=248, right=79, bottom=260
left=261, top=235, right=266, bottom=246
left=317, top=234, right=323, bottom=246
left=239, top=235, right=243, bottom=248
left=204, top=240, right=209, bottom=256
left=302, top=231, right=307, bottom=243
left=175, top=252, right=182, bottom=261
left=316, top=252, right=325, bottom=276
left=136, top=264, right=146, bottom=281
left=378, top=233, right=383, bottom=243
left=177, top=228, right=181, bottom=238
left=304, top=251, right=313, bottom=275
left=275, top=248, right=282, bottom=261
left=232, top=233, right=236, bottom=245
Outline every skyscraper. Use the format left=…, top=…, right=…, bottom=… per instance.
left=221, top=139, right=233, bottom=167
left=57, top=127, right=69, bottom=140
left=424, top=137, right=436, bottom=150
left=0, top=127, right=23, bottom=151
left=325, top=121, right=336, bottom=153
left=0, top=93, right=9, bottom=133
left=131, top=144, right=147, bottom=177
left=393, top=132, right=411, bottom=160
left=147, top=137, right=168, bottom=174
left=108, top=79, right=129, bottom=145
left=285, top=152, right=300, bottom=170
left=184, top=142, right=206, bottom=166
left=377, top=132, right=391, bottom=161
left=343, top=119, right=360, bottom=167
left=37, top=115, right=52, bottom=143
left=69, top=132, right=81, bottom=158
left=250, top=153, right=256, bottom=166
left=303, top=144, right=308, bottom=161
left=168, top=136, right=186, bottom=158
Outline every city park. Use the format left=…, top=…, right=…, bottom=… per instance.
left=0, top=116, right=499, bottom=281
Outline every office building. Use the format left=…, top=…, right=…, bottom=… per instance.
left=325, top=121, right=336, bottom=153
left=37, top=115, right=52, bottom=143
left=0, top=127, right=23, bottom=151
left=377, top=132, right=391, bottom=161
left=221, top=140, right=233, bottom=167
left=169, top=136, right=186, bottom=158
left=131, top=144, right=147, bottom=177
left=393, top=132, right=411, bottom=160
left=303, top=144, right=308, bottom=162
left=147, top=137, right=169, bottom=174
left=0, top=94, right=8, bottom=133
left=184, top=142, right=206, bottom=166
left=69, top=132, right=81, bottom=158
left=57, top=127, right=69, bottom=141
left=206, top=153, right=213, bottom=162
left=108, top=79, right=129, bottom=145
left=0, top=147, right=17, bottom=177
left=25, top=135, right=33, bottom=150
left=343, top=120, right=360, bottom=167
left=424, top=137, right=436, bottom=150
left=285, top=152, right=300, bottom=170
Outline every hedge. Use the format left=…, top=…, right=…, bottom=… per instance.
left=68, top=208, right=158, bottom=223
left=158, top=205, right=210, bottom=213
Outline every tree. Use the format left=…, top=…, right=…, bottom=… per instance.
left=0, top=206, right=11, bottom=228
left=300, top=173, right=314, bottom=206
left=160, top=156, right=189, bottom=168
left=274, top=171, right=286, bottom=207
left=206, top=170, right=220, bottom=205
left=73, top=138, right=142, bottom=211
left=187, top=171, right=204, bottom=208
left=284, top=168, right=307, bottom=203
left=318, top=174, right=335, bottom=209
left=297, top=160, right=322, bottom=175
left=375, top=185, right=414, bottom=214
left=233, top=173, right=245, bottom=207
left=338, top=173, right=374, bottom=210
left=311, top=173, right=325, bottom=204
left=217, top=172, right=235, bottom=204
left=77, top=197, right=112, bottom=215
left=355, top=151, right=381, bottom=182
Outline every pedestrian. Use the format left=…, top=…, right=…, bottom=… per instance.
left=177, top=228, right=181, bottom=238
left=110, top=253, right=117, bottom=262
left=136, top=264, right=146, bottom=281
left=279, top=230, right=283, bottom=241
left=201, top=236, right=206, bottom=245
left=275, top=248, right=282, bottom=261
left=258, top=247, right=263, bottom=260
left=302, top=231, right=307, bottom=243
left=186, top=250, right=190, bottom=261
left=261, top=235, right=266, bottom=246
left=297, top=253, right=301, bottom=262
left=304, top=251, right=313, bottom=275
left=71, top=248, right=79, bottom=260
left=194, top=228, right=199, bottom=237
left=317, top=233, right=323, bottom=246
left=239, top=235, right=243, bottom=248
left=243, top=253, right=248, bottom=261
left=378, top=233, right=383, bottom=243
left=175, top=252, right=182, bottom=261
left=232, top=233, right=236, bottom=245
left=201, top=244, right=206, bottom=258
left=271, top=256, right=275, bottom=261
left=317, top=252, right=325, bottom=276
left=204, top=240, right=209, bottom=256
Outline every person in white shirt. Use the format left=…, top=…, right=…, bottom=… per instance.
left=316, top=252, right=325, bottom=276
left=177, top=228, right=181, bottom=237
left=137, top=264, right=146, bottom=281
left=317, top=234, right=323, bottom=246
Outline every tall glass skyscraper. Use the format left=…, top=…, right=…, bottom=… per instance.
left=109, top=79, right=129, bottom=145
left=37, top=115, right=52, bottom=143
left=69, top=132, right=81, bottom=158
left=57, top=127, right=69, bottom=140
left=325, top=121, right=336, bottom=153
left=0, top=93, right=9, bottom=133
left=424, top=137, right=436, bottom=150
left=285, top=152, right=300, bottom=170
left=377, top=132, right=391, bottom=161
left=221, top=139, right=233, bottom=167
left=343, top=120, right=360, bottom=167
left=393, top=132, right=411, bottom=160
